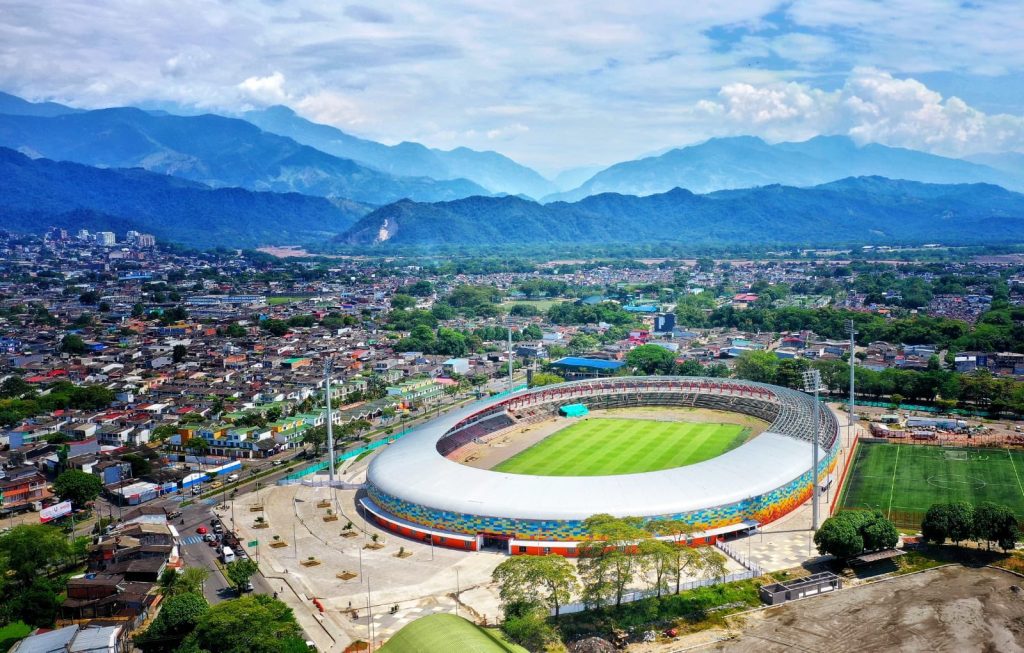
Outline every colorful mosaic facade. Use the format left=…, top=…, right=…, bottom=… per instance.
left=366, top=444, right=838, bottom=541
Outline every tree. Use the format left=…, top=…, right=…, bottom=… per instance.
left=406, top=280, right=434, bottom=297
left=173, top=344, right=188, bottom=364
left=500, top=600, right=558, bottom=651
left=578, top=514, right=649, bottom=608
left=122, top=453, right=152, bottom=478
left=184, top=595, right=305, bottom=653
left=226, top=323, right=247, bottom=338
left=53, top=469, right=102, bottom=507
left=974, top=502, right=1019, bottom=551
left=648, top=519, right=703, bottom=594
left=733, top=350, right=778, bottom=384
left=0, top=524, right=72, bottom=583
left=11, top=577, right=62, bottom=627
left=568, top=334, right=599, bottom=355
left=699, top=548, right=729, bottom=582
left=225, top=559, right=260, bottom=593
left=638, top=539, right=676, bottom=598
left=492, top=554, right=578, bottom=618
left=529, top=372, right=564, bottom=388
left=946, top=501, right=976, bottom=545
left=137, top=592, right=209, bottom=652
left=187, top=437, right=210, bottom=460
left=625, top=344, right=676, bottom=375
left=61, top=333, right=88, bottom=354
left=301, top=426, right=327, bottom=456
left=921, top=503, right=950, bottom=544
left=173, top=567, right=211, bottom=596
left=814, top=510, right=898, bottom=559
left=390, top=294, right=416, bottom=311
left=814, top=514, right=862, bottom=559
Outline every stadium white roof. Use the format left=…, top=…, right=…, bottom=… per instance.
left=368, top=390, right=821, bottom=521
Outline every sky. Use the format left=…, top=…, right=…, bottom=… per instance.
left=2, top=0, right=1024, bottom=174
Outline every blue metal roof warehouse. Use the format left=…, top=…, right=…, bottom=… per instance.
left=550, top=357, right=625, bottom=371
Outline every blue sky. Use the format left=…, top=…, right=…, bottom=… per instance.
left=1, top=0, right=1022, bottom=173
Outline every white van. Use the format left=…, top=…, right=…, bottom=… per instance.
left=227, top=473, right=239, bottom=482
left=221, top=546, right=236, bottom=564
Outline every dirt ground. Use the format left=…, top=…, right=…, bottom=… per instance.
left=711, top=565, right=1024, bottom=653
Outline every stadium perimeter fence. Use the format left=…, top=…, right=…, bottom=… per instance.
left=839, top=505, right=1024, bottom=532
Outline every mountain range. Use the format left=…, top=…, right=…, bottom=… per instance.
left=1, top=90, right=1024, bottom=250
left=342, top=177, right=1024, bottom=248
left=243, top=106, right=558, bottom=199
left=0, top=147, right=367, bottom=247
left=0, top=103, right=487, bottom=205
left=4, top=143, right=1024, bottom=250
left=544, top=135, right=1024, bottom=201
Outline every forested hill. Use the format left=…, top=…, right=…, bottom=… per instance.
left=340, top=177, right=1024, bottom=248
left=0, top=148, right=369, bottom=248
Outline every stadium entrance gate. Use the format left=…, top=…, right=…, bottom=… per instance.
left=479, top=532, right=512, bottom=552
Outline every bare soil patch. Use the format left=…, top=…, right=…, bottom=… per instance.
left=711, top=566, right=1024, bottom=653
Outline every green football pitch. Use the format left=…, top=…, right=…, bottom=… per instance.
left=840, top=443, right=1024, bottom=518
left=491, top=418, right=748, bottom=476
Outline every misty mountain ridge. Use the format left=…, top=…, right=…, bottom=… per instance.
left=545, top=135, right=1024, bottom=201
left=0, top=103, right=488, bottom=205
left=243, top=105, right=557, bottom=198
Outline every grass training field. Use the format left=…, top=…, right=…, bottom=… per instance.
left=492, top=418, right=748, bottom=476
left=840, top=443, right=1024, bottom=519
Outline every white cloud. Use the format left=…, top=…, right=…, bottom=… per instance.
left=696, top=69, right=1024, bottom=156
left=237, top=71, right=289, bottom=106
left=486, top=123, right=529, bottom=140
left=1, top=1, right=1024, bottom=169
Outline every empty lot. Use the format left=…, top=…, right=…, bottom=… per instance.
left=715, top=566, right=1024, bottom=653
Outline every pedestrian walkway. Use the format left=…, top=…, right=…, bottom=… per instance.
left=181, top=535, right=204, bottom=545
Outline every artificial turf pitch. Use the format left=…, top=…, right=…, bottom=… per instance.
left=491, top=418, right=748, bottom=476
left=840, top=443, right=1024, bottom=518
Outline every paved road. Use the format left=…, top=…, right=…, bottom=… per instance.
left=148, top=379, right=527, bottom=604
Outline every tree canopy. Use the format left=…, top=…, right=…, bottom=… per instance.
left=53, top=469, right=103, bottom=507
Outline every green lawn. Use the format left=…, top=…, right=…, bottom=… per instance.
left=379, top=614, right=526, bottom=653
left=0, top=622, right=31, bottom=651
left=492, top=419, right=748, bottom=476
left=840, top=443, right=1024, bottom=520
left=267, top=296, right=309, bottom=305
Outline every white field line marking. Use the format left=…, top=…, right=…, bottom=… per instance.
left=1007, top=448, right=1024, bottom=502
left=887, top=445, right=901, bottom=520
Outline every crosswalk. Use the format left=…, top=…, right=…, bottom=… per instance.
left=181, top=535, right=204, bottom=545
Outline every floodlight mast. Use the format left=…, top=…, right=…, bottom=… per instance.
left=325, top=357, right=335, bottom=487
left=508, top=326, right=514, bottom=394
left=847, top=320, right=857, bottom=449
left=803, top=369, right=824, bottom=530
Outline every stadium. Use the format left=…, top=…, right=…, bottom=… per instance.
left=362, top=377, right=839, bottom=555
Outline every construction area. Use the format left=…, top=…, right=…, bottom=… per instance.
left=712, top=565, right=1024, bottom=652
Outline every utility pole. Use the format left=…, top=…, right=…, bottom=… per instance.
left=803, top=369, right=824, bottom=530
left=325, top=358, right=336, bottom=489
left=847, top=319, right=857, bottom=449
left=367, top=576, right=374, bottom=652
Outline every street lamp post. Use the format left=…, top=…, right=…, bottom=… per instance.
left=802, top=369, right=824, bottom=531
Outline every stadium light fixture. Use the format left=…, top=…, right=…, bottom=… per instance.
left=802, top=369, right=824, bottom=530
left=325, top=357, right=335, bottom=491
